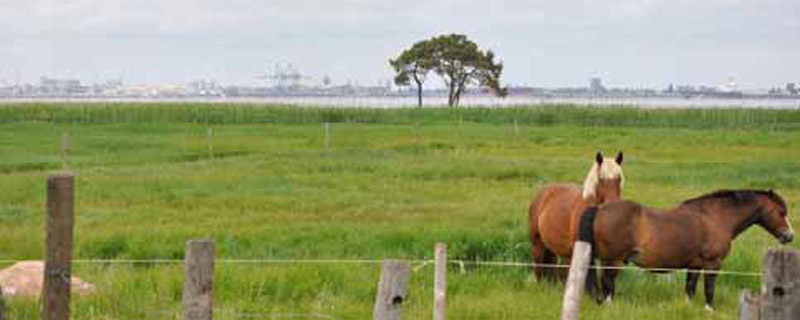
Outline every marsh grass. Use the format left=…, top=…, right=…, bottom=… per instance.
left=2, top=102, right=800, bottom=130
left=0, top=104, right=798, bottom=319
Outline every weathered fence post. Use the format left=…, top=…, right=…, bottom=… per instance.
left=373, top=260, right=410, bottom=320
left=207, top=127, right=214, bottom=159
left=513, top=118, right=519, bottom=136
left=434, top=243, right=447, bottom=320
left=739, top=248, right=800, bottom=320
left=1, top=285, right=5, bottom=320
left=43, top=173, right=75, bottom=320
left=60, top=132, right=71, bottom=169
left=324, top=122, right=331, bottom=149
left=183, top=240, right=214, bottom=320
left=561, top=241, right=592, bottom=320
left=740, top=290, right=761, bottom=320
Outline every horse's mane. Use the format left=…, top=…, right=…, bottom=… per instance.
left=582, top=158, right=624, bottom=200
left=681, top=189, right=785, bottom=208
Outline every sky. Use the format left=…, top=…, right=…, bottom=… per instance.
left=1, top=0, right=799, bottom=89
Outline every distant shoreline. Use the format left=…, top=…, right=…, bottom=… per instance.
left=0, top=96, right=798, bottom=109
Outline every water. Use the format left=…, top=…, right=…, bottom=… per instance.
left=1, top=96, right=799, bottom=109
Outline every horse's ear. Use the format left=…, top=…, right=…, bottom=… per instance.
left=768, top=189, right=775, bottom=195
left=615, top=151, right=624, bottom=165
left=596, top=151, right=603, bottom=165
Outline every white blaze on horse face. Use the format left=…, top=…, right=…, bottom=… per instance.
left=786, top=216, right=795, bottom=235
left=582, top=157, right=624, bottom=200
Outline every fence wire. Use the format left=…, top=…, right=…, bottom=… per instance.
left=0, top=255, right=766, bottom=319
left=0, top=258, right=763, bottom=277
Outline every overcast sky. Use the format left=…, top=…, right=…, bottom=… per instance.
left=2, top=0, right=799, bottom=89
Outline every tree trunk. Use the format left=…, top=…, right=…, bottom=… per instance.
left=451, top=74, right=469, bottom=108
left=454, top=87, right=462, bottom=108
left=453, top=82, right=464, bottom=108
left=413, top=74, right=424, bottom=108
left=447, top=81, right=456, bottom=107
left=416, top=81, right=423, bottom=108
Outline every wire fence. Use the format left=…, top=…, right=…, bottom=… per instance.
left=1, top=256, right=766, bottom=320
left=0, top=258, right=764, bottom=277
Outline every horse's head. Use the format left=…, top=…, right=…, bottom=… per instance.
left=756, top=190, right=794, bottom=244
left=582, top=151, right=624, bottom=204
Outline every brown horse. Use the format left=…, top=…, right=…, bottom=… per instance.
left=579, top=189, right=794, bottom=310
left=529, top=151, right=624, bottom=281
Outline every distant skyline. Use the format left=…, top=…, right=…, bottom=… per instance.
left=2, top=1, right=799, bottom=89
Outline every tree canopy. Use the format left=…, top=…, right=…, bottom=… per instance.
left=390, top=40, right=435, bottom=107
left=390, top=34, right=506, bottom=107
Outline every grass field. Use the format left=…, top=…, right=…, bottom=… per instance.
left=1, top=103, right=799, bottom=319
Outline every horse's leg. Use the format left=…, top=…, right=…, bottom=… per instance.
left=600, top=260, right=622, bottom=304
left=541, top=248, right=558, bottom=281
left=556, top=257, right=571, bottom=282
left=685, top=269, right=700, bottom=301
left=703, top=271, right=718, bottom=311
left=585, top=257, right=600, bottom=301
left=530, top=216, right=556, bottom=281
left=529, top=198, right=550, bottom=281
left=532, top=240, right=555, bottom=281
left=701, top=259, right=723, bottom=311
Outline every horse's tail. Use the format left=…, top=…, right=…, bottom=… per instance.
left=579, top=206, right=601, bottom=302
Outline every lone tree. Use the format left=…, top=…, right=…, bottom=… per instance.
left=390, top=40, right=435, bottom=107
left=430, top=34, right=506, bottom=107
left=391, top=34, right=506, bottom=108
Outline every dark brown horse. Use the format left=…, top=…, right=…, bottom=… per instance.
left=579, top=189, right=794, bottom=310
left=529, top=151, right=624, bottom=281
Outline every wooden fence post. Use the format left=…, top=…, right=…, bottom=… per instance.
left=434, top=243, right=447, bottom=320
left=373, top=260, right=410, bottom=320
left=60, top=132, right=71, bottom=169
left=561, top=241, right=592, bottom=320
left=739, top=248, right=800, bottom=320
left=739, top=289, right=760, bottom=320
left=513, top=118, right=519, bottom=136
left=43, top=174, right=75, bottom=320
left=1, top=285, right=5, bottom=320
left=324, top=123, right=331, bottom=149
left=207, top=127, right=214, bottom=159
left=183, top=240, right=214, bottom=320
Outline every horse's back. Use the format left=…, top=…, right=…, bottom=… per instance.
left=530, top=183, right=582, bottom=220
left=532, top=183, right=582, bottom=202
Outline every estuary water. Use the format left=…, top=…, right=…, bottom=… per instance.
left=1, top=96, right=799, bottom=109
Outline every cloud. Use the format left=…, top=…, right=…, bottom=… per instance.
left=1, top=0, right=798, bottom=87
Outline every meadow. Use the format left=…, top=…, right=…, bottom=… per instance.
left=1, top=103, right=799, bottom=319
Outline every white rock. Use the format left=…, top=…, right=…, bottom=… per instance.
left=0, top=261, right=94, bottom=297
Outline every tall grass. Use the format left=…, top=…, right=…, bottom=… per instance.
left=1, top=102, right=799, bottom=130
left=1, top=104, right=799, bottom=319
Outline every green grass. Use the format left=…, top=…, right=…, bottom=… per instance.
left=1, top=104, right=799, bottom=319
